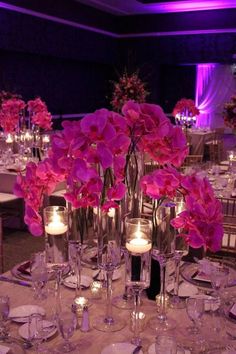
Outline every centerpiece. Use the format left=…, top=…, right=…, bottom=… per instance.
left=173, top=98, right=200, bottom=128
left=223, top=94, right=236, bottom=131
left=111, top=71, right=149, bottom=113
left=14, top=99, right=223, bottom=334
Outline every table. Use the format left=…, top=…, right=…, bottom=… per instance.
left=189, top=130, right=215, bottom=155
left=1, top=263, right=236, bottom=354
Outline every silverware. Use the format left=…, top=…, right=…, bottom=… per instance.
left=0, top=275, right=31, bottom=287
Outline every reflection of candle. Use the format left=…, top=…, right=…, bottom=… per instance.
left=90, top=281, right=102, bottom=299
left=6, top=134, right=13, bottom=143
left=25, top=131, right=33, bottom=141
left=45, top=210, right=68, bottom=235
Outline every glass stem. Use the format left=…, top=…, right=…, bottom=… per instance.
left=159, top=260, right=167, bottom=321
left=173, top=256, right=181, bottom=297
left=104, top=270, right=114, bottom=324
left=132, top=287, right=142, bottom=346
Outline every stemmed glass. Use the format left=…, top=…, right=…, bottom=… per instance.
left=170, top=236, right=189, bottom=309
left=125, top=218, right=152, bottom=346
left=93, top=205, right=125, bottom=332
left=149, top=200, right=176, bottom=332
left=31, top=252, right=48, bottom=301
left=56, top=310, right=77, bottom=353
left=210, top=266, right=229, bottom=300
left=28, top=313, right=46, bottom=354
left=186, top=297, right=204, bottom=335
left=69, top=240, right=90, bottom=308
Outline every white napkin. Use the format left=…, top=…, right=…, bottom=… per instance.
left=0, top=344, right=10, bottom=354
left=229, top=303, right=236, bottom=318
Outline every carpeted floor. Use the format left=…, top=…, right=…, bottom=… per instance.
left=3, top=227, right=44, bottom=272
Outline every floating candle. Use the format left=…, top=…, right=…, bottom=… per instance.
left=126, top=238, right=151, bottom=254
left=45, top=209, right=68, bottom=235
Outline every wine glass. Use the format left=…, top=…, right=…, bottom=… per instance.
left=93, top=205, right=126, bottom=332
left=69, top=240, right=90, bottom=311
left=125, top=218, right=152, bottom=346
left=210, top=266, right=229, bottom=300
left=149, top=200, right=176, bottom=332
left=28, top=313, right=45, bottom=354
left=186, top=297, right=204, bottom=335
left=31, top=252, right=48, bottom=300
left=0, top=296, right=9, bottom=339
left=56, top=310, right=77, bottom=353
left=170, top=236, right=189, bottom=309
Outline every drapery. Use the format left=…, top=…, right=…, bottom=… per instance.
left=195, top=64, right=236, bottom=129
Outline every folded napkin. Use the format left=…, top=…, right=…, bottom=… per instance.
left=0, top=344, right=10, bottom=354
left=229, top=303, right=236, bottom=320
left=18, top=261, right=31, bottom=276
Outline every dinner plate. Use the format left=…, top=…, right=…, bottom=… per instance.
left=63, top=274, right=93, bottom=289
left=101, top=342, right=144, bottom=354
left=167, top=282, right=198, bottom=298
left=180, top=261, right=236, bottom=289
left=93, top=269, right=121, bottom=281
left=9, top=305, right=45, bottom=323
left=19, top=320, right=57, bottom=340
left=148, top=343, right=191, bottom=354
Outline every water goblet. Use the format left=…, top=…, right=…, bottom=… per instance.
left=125, top=218, right=152, bottom=346
left=210, top=266, right=229, bottom=301
left=0, top=296, right=9, bottom=338
left=56, top=310, right=77, bottom=353
left=31, top=252, right=48, bottom=301
left=186, top=297, right=204, bottom=335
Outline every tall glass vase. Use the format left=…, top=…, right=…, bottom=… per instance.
left=125, top=150, right=144, bottom=219
left=149, top=200, right=176, bottom=332
left=93, top=205, right=125, bottom=332
left=113, top=150, right=144, bottom=310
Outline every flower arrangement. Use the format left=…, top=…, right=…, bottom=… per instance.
left=0, top=94, right=52, bottom=133
left=111, top=72, right=149, bottom=112
left=223, top=94, right=236, bottom=130
left=14, top=101, right=223, bottom=252
left=173, top=98, right=200, bottom=127
left=141, top=168, right=223, bottom=251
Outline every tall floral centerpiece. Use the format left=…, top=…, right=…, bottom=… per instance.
left=223, top=94, right=236, bottom=131
left=173, top=98, right=200, bottom=128
left=0, top=91, right=25, bottom=133
left=111, top=72, right=149, bottom=112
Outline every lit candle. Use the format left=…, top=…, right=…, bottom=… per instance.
left=42, top=135, right=50, bottom=143
left=74, top=296, right=88, bottom=317
left=45, top=209, right=68, bottom=235
left=25, top=131, right=33, bottom=141
left=6, top=134, right=13, bottom=143
left=126, top=222, right=151, bottom=254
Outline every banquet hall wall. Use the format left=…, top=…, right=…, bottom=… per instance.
left=0, top=0, right=235, bottom=120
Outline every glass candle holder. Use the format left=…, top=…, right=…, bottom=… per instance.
left=73, top=296, right=89, bottom=318
left=44, top=206, right=69, bottom=268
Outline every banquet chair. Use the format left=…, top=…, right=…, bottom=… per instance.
left=183, top=154, right=203, bottom=166
left=221, top=224, right=236, bottom=254
left=0, top=217, right=3, bottom=273
left=218, top=197, right=236, bottom=225
left=204, top=128, right=225, bottom=163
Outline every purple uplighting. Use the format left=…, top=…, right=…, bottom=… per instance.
left=149, top=0, right=236, bottom=13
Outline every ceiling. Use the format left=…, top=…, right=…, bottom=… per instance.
left=75, top=0, right=236, bottom=15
